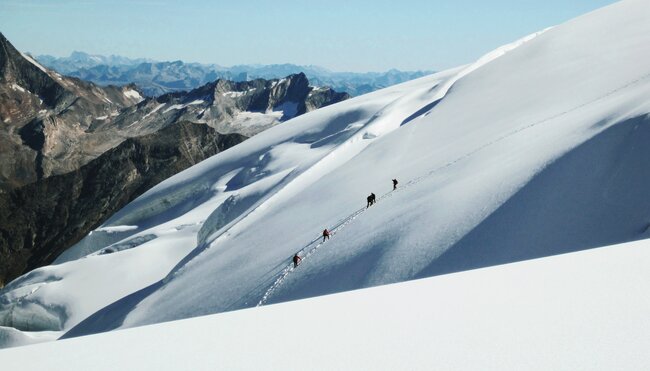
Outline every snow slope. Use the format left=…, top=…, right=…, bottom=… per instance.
left=2, top=240, right=650, bottom=370
left=2, top=0, right=650, bottom=347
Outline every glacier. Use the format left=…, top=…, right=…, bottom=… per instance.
left=1, top=0, right=650, bottom=354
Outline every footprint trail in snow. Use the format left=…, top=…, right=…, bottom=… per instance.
left=255, top=69, right=650, bottom=307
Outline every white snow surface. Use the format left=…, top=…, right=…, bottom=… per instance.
left=222, top=91, right=245, bottom=98
left=10, top=83, right=26, bottom=93
left=162, top=104, right=184, bottom=113
left=186, top=99, right=204, bottom=106
left=94, top=225, right=138, bottom=233
left=141, top=102, right=166, bottom=119
left=161, top=100, right=204, bottom=113
left=19, top=52, right=48, bottom=73
left=123, top=89, right=144, bottom=102
left=2, top=0, right=650, bottom=348
left=2, top=240, right=649, bottom=370
left=274, top=100, right=299, bottom=120
left=230, top=109, right=284, bottom=129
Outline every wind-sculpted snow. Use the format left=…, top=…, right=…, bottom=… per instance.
left=96, top=234, right=158, bottom=256
left=3, top=0, right=650, bottom=348
left=197, top=194, right=260, bottom=247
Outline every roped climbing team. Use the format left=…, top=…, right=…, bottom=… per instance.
left=292, top=178, right=398, bottom=267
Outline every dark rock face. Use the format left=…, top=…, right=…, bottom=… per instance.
left=306, top=87, right=350, bottom=112
left=0, top=34, right=66, bottom=108
left=0, top=33, right=144, bottom=191
left=0, top=121, right=246, bottom=286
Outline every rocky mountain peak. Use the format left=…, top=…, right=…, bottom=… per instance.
left=269, top=72, right=309, bottom=102
left=0, top=32, right=67, bottom=108
left=0, top=34, right=145, bottom=190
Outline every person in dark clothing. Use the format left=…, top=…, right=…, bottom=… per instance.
left=322, top=228, right=330, bottom=242
left=367, top=193, right=376, bottom=208
left=392, top=178, right=398, bottom=190
left=293, top=254, right=302, bottom=268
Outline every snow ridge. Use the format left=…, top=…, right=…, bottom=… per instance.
left=257, top=66, right=650, bottom=306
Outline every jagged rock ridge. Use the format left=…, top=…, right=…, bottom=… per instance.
left=0, top=32, right=144, bottom=190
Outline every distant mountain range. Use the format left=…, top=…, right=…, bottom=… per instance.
left=36, top=51, right=434, bottom=97
left=36, top=51, right=156, bottom=74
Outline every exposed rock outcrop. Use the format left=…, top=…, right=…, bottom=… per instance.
left=0, top=32, right=143, bottom=191
left=0, top=121, right=246, bottom=285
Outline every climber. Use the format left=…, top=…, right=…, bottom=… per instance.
left=367, top=193, right=376, bottom=208
left=322, top=228, right=331, bottom=242
left=293, top=253, right=302, bottom=268
left=392, top=178, right=398, bottom=190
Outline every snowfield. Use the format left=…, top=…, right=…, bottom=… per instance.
left=123, top=89, right=143, bottom=102
left=2, top=239, right=649, bottom=370
left=1, top=0, right=650, bottom=357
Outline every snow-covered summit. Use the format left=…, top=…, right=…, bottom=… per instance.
left=2, top=0, right=650, bottom=349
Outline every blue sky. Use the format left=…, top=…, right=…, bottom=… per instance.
left=0, top=0, right=618, bottom=72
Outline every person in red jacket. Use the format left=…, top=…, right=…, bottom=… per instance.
left=293, top=253, right=302, bottom=268
left=322, top=228, right=331, bottom=242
